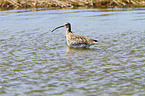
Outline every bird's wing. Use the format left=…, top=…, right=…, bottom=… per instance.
left=67, top=33, right=94, bottom=45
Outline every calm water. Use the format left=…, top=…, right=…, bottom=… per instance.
left=0, top=8, right=145, bottom=96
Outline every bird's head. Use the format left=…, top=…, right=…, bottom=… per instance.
left=64, top=23, right=71, bottom=28
left=51, top=22, right=71, bottom=32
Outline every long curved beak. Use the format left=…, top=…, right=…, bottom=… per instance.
left=51, top=25, right=64, bottom=32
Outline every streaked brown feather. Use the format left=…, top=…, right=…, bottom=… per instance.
left=66, top=31, right=96, bottom=46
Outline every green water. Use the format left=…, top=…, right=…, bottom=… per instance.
left=0, top=8, right=145, bottom=95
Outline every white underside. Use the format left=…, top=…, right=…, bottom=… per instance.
left=68, top=43, right=91, bottom=48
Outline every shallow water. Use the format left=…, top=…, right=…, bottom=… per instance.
left=0, top=8, right=145, bottom=95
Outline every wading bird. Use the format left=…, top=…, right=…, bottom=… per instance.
left=51, top=23, right=98, bottom=48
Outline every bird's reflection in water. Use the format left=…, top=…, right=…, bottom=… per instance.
left=66, top=47, right=101, bottom=55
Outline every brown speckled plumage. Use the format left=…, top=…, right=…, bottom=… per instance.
left=52, top=23, right=98, bottom=48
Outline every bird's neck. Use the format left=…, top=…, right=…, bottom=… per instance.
left=66, top=27, right=72, bottom=33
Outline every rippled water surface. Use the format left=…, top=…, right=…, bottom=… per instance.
left=0, top=8, right=145, bottom=95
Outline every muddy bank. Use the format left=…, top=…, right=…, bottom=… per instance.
left=0, top=0, right=145, bottom=10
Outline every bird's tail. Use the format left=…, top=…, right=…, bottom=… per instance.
left=93, top=39, right=99, bottom=43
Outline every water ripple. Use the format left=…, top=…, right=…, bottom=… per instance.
left=0, top=8, right=145, bottom=96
